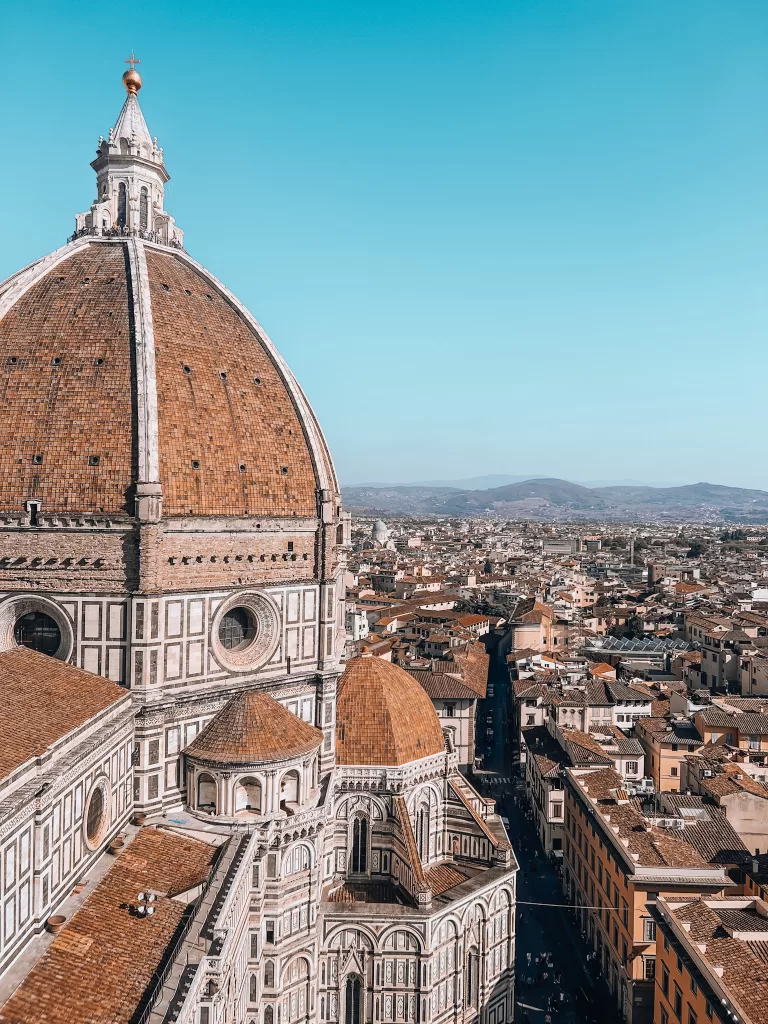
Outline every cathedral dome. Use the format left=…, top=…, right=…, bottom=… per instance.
left=185, top=690, right=323, bottom=766
left=335, top=654, right=446, bottom=766
left=0, top=76, right=336, bottom=521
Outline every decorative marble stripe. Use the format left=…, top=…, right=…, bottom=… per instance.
left=127, top=238, right=161, bottom=484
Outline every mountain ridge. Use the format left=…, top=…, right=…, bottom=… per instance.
left=342, top=478, right=768, bottom=523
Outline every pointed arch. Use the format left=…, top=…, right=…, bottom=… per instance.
left=344, top=974, right=362, bottom=1024
left=117, top=182, right=127, bottom=228
left=351, top=815, right=368, bottom=874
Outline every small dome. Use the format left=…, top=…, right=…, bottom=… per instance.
left=185, top=691, right=322, bottom=765
left=373, top=519, right=387, bottom=531
left=336, top=656, right=446, bottom=766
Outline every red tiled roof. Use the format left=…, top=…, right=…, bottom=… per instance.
left=185, top=690, right=322, bottom=764
left=0, top=648, right=128, bottom=780
left=0, top=829, right=217, bottom=1024
left=336, top=656, right=445, bottom=766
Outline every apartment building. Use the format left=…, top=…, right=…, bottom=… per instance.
left=521, top=727, right=568, bottom=854
left=682, top=750, right=768, bottom=855
left=636, top=719, right=705, bottom=792
left=700, top=630, right=754, bottom=691
left=693, top=707, right=768, bottom=757
left=562, top=766, right=733, bottom=1024
left=738, top=652, right=768, bottom=696
left=652, top=895, right=768, bottom=1024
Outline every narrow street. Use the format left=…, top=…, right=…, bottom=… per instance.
left=476, top=644, right=622, bottom=1023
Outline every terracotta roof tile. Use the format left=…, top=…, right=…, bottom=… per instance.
left=336, top=656, right=445, bottom=766
left=185, top=690, right=322, bottom=764
left=0, top=829, right=217, bottom=1024
left=670, top=899, right=768, bottom=1024
left=0, top=648, right=128, bottom=780
left=0, top=246, right=135, bottom=514
left=148, top=249, right=321, bottom=516
left=424, top=862, right=468, bottom=897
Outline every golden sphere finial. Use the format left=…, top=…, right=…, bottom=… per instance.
left=122, top=68, right=142, bottom=94
left=123, top=52, right=142, bottom=94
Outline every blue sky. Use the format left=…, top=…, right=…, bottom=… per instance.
left=1, top=1, right=767, bottom=488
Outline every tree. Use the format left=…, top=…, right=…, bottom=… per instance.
left=686, top=539, right=705, bottom=559
left=608, top=616, right=645, bottom=640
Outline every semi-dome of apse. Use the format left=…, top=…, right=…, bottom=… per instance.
left=335, top=653, right=446, bottom=767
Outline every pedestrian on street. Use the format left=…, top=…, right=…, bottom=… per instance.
left=526, top=952, right=531, bottom=966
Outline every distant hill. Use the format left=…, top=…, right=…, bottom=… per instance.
left=342, top=478, right=768, bottom=523
left=407, top=473, right=535, bottom=490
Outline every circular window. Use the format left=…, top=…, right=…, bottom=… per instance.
left=84, top=779, right=110, bottom=850
left=14, top=611, right=61, bottom=656
left=0, top=597, right=73, bottom=660
left=210, top=592, right=281, bottom=673
left=219, top=607, right=257, bottom=651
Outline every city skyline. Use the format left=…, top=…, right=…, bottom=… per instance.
left=1, top=7, right=768, bottom=1024
left=1, top=1, right=767, bottom=490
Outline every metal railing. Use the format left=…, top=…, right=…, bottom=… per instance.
left=132, top=839, right=231, bottom=1024
left=68, top=226, right=184, bottom=249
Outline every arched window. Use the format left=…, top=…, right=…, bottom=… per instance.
left=139, top=187, right=149, bottom=231
left=345, top=976, right=361, bottom=1024
left=250, top=975, right=258, bottom=1002
left=197, top=773, right=217, bottom=812
left=117, top=182, right=127, bottom=228
left=235, top=777, right=262, bottom=814
left=351, top=817, right=368, bottom=874
left=416, top=808, right=429, bottom=862
left=280, top=770, right=300, bottom=808
left=265, top=961, right=275, bottom=987
left=466, top=948, right=479, bottom=1009
left=286, top=844, right=311, bottom=875
left=265, top=1007, right=274, bottom=1024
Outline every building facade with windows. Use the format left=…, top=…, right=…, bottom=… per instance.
left=561, top=767, right=734, bottom=1024
left=651, top=895, right=768, bottom=1024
